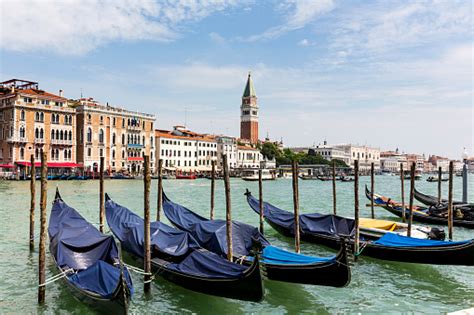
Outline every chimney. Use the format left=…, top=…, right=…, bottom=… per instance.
left=59, top=89, right=63, bottom=97
left=11, top=86, right=15, bottom=93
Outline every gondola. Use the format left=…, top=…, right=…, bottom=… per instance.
left=105, top=195, right=264, bottom=302
left=316, top=175, right=332, bottom=181
left=366, top=187, right=474, bottom=229
left=162, top=193, right=351, bottom=287
left=426, top=176, right=448, bottom=182
left=414, top=188, right=472, bottom=208
left=245, top=190, right=474, bottom=265
left=49, top=190, right=133, bottom=314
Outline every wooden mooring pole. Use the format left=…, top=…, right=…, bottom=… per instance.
left=448, top=161, right=454, bottom=240
left=143, top=156, right=151, bottom=293
left=407, top=162, right=416, bottom=237
left=99, top=156, right=105, bottom=233
left=29, top=155, right=36, bottom=250
left=291, top=160, right=301, bottom=254
left=210, top=160, right=215, bottom=220
left=332, top=162, right=337, bottom=215
left=438, top=166, right=442, bottom=204
left=157, top=159, right=163, bottom=221
left=223, top=154, right=233, bottom=261
left=354, top=160, right=360, bottom=261
left=38, top=150, right=47, bottom=304
left=258, top=168, right=264, bottom=234
left=370, top=162, right=375, bottom=219
left=400, top=163, right=406, bottom=222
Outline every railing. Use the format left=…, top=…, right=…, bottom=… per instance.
left=127, top=125, right=142, bottom=131
left=34, top=138, right=45, bottom=144
left=6, top=136, right=28, bottom=143
left=51, top=139, right=74, bottom=145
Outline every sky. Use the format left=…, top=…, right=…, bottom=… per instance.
left=0, top=0, right=472, bottom=159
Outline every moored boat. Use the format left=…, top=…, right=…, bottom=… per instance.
left=105, top=195, right=265, bottom=302
left=369, top=187, right=474, bottom=228
left=49, top=190, right=133, bottom=314
left=162, top=193, right=351, bottom=287
left=241, top=169, right=275, bottom=181
left=245, top=190, right=474, bottom=265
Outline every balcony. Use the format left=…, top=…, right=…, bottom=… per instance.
left=127, top=143, right=144, bottom=149
left=127, top=125, right=142, bottom=131
left=34, top=138, right=45, bottom=144
left=51, top=139, right=73, bottom=146
left=6, top=136, right=28, bottom=143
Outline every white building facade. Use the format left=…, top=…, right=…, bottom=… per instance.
left=236, top=145, right=262, bottom=168
left=335, top=144, right=381, bottom=170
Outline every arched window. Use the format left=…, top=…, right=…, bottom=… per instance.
left=64, top=150, right=67, bottom=159
left=68, top=150, right=72, bottom=159
left=40, top=128, right=44, bottom=139
left=122, top=134, right=125, bottom=145
left=35, top=148, right=39, bottom=159
left=112, top=150, right=115, bottom=159
left=150, top=137, right=153, bottom=146
left=51, top=150, right=55, bottom=160
left=51, top=129, right=55, bottom=139
left=35, top=128, right=39, bottom=139
left=122, top=150, right=125, bottom=159
left=69, top=131, right=72, bottom=140
left=35, top=112, right=39, bottom=121
left=55, top=149, right=59, bottom=160
left=56, top=130, right=59, bottom=139
left=112, top=133, right=116, bottom=145
left=19, top=127, right=25, bottom=138
left=20, top=147, right=24, bottom=160
left=60, top=130, right=64, bottom=140
left=142, top=136, right=145, bottom=145
left=127, top=135, right=130, bottom=144
left=20, top=110, right=25, bottom=121
left=40, top=112, right=44, bottom=122
left=127, top=119, right=130, bottom=126
left=87, top=128, right=92, bottom=142
left=99, top=129, right=104, bottom=143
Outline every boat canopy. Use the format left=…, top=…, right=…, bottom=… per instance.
left=246, top=191, right=355, bottom=236
left=373, top=233, right=470, bottom=247
left=105, top=196, right=250, bottom=279
left=359, top=218, right=398, bottom=231
left=49, top=195, right=133, bottom=298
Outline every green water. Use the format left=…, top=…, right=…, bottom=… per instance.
left=0, top=175, right=473, bottom=314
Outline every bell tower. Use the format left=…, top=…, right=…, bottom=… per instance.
left=240, top=72, right=259, bottom=143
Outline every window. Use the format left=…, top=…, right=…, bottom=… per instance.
left=40, top=112, right=44, bottom=122
left=113, top=117, right=116, bottom=126
left=87, top=148, right=92, bottom=157
left=68, top=131, right=72, bottom=141
left=23, top=97, right=33, bottom=103
left=19, top=127, right=25, bottom=138
left=51, top=130, right=55, bottom=140
left=20, top=147, right=24, bottom=160
left=40, top=128, right=44, bottom=139
left=100, top=116, right=104, bottom=124
left=122, top=134, right=125, bottom=145
left=122, top=119, right=125, bottom=128
left=35, top=112, right=40, bottom=121
left=56, top=130, right=59, bottom=139
left=41, top=100, right=49, bottom=105
left=20, top=110, right=25, bottom=121
left=112, top=133, right=116, bottom=145
left=112, top=150, right=115, bottom=159
left=122, top=150, right=125, bottom=159
left=99, top=129, right=104, bottom=143
left=100, top=149, right=103, bottom=157
left=87, top=128, right=92, bottom=142
left=64, top=150, right=67, bottom=159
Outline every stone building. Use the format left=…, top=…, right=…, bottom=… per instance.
left=75, top=97, right=156, bottom=174
left=0, top=79, right=78, bottom=174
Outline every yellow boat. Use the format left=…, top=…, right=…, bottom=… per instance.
left=359, top=218, right=435, bottom=239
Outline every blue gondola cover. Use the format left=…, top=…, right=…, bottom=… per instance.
left=373, top=233, right=470, bottom=247
left=49, top=197, right=133, bottom=298
left=105, top=197, right=251, bottom=279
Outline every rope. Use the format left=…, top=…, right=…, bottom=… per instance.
left=39, top=268, right=74, bottom=287
left=354, top=241, right=368, bottom=257
left=123, top=263, right=153, bottom=276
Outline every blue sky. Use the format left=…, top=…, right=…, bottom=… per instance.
left=1, top=0, right=472, bottom=158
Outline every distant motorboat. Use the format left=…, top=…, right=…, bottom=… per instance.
left=241, top=169, right=275, bottom=181
left=427, top=176, right=448, bottom=182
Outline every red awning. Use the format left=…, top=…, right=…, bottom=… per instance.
left=128, top=157, right=144, bottom=161
left=16, top=162, right=83, bottom=168
left=0, top=164, right=15, bottom=168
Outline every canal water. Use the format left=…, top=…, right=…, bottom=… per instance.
left=0, top=175, right=473, bottom=314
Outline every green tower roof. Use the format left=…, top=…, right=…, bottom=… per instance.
left=242, top=72, right=256, bottom=97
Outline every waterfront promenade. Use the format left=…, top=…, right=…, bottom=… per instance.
left=0, top=175, right=472, bottom=313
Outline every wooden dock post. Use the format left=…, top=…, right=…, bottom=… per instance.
left=291, top=160, right=301, bottom=254
left=99, top=156, right=105, bottom=233
left=462, top=163, right=468, bottom=203
left=332, top=162, right=337, bottom=215
left=223, top=154, right=233, bottom=261
left=143, top=156, right=151, bottom=293
left=354, top=160, right=360, bottom=261
left=438, top=166, right=442, bottom=204
left=258, top=168, right=264, bottom=234
left=29, top=155, right=36, bottom=251
left=448, top=161, right=454, bottom=240
left=400, top=163, right=406, bottom=222
left=407, top=162, right=416, bottom=237
left=210, top=160, right=215, bottom=220
left=38, top=150, right=47, bottom=304
left=370, top=162, right=375, bottom=219
left=157, top=159, right=163, bottom=221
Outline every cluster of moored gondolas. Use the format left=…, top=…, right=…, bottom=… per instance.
left=49, top=187, right=474, bottom=314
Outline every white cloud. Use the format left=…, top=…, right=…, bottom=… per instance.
left=330, top=0, right=472, bottom=57
left=0, top=0, right=244, bottom=55
left=297, top=39, right=310, bottom=46
left=245, top=0, right=335, bottom=41
left=209, top=32, right=226, bottom=44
